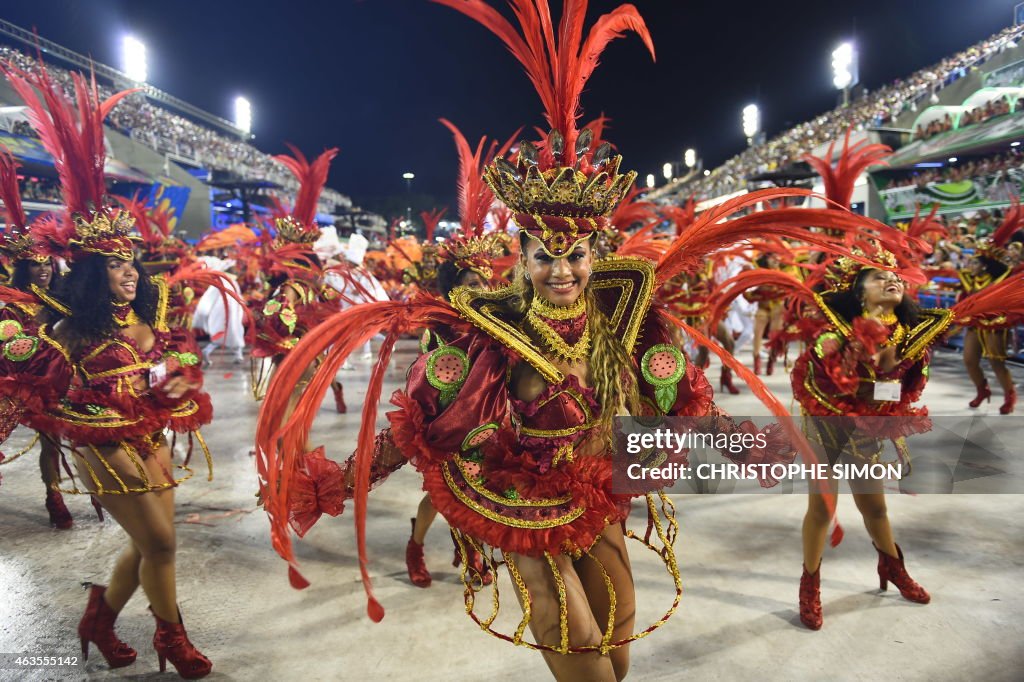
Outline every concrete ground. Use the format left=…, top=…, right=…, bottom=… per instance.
left=0, top=342, right=1021, bottom=682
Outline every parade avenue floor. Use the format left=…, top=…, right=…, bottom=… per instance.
left=1, top=341, right=1021, bottom=681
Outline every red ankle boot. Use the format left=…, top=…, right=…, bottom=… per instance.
left=969, top=380, right=991, bottom=408
left=753, top=356, right=762, bottom=376
left=45, top=489, right=73, bottom=529
left=875, top=543, right=930, bottom=604
left=719, top=367, right=740, bottom=395
left=78, top=584, right=137, bottom=668
left=766, top=353, right=776, bottom=376
left=406, top=518, right=432, bottom=588
left=332, top=383, right=347, bottom=414
left=151, top=607, right=212, bottom=679
left=1000, top=387, right=1016, bottom=415
left=798, top=564, right=823, bottom=630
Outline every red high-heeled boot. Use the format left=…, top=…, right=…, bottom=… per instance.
left=45, top=489, right=73, bottom=529
left=753, top=356, right=762, bottom=376
left=151, top=607, right=212, bottom=679
left=406, top=518, right=432, bottom=588
left=1000, top=387, right=1016, bottom=415
left=78, top=584, right=137, bottom=668
left=875, top=543, right=930, bottom=604
left=969, top=380, right=991, bottom=408
left=331, top=383, right=347, bottom=414
left=719, top=367, right=740, bottom=395
left=766, top=353, right=776, bottom=376
left=798, top=563, right=823, bottom=630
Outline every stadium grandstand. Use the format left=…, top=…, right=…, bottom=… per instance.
left=652, top=22, right=1024, bottom=209
left=0, top=19, right=384, bottom=238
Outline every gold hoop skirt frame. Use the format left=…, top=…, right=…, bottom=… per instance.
left=453, top=492, right=681, bottom=654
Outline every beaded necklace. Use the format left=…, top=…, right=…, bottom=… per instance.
left=112, top=301, right=142, bottom=327
left=526, top=295, right=590, bottom=364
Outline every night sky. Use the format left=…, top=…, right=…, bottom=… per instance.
left=1, top=0, right=1017, bottom=210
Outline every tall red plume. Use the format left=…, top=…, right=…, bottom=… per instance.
left=803, top=129, right=891, bottom=211
left=419, top=208, right=447, bottom=243
left=609, top=186, right=656, bottom=230
left=0, top=148, right=27, bottom=231
left=951, top=275, right=1024, bottom=324
left=707, top=269, right=815, bottom=331
left=1, top=59, right=136, bottom=216
left=115, top=193, right=159, bottom=246
left=660, top=195, right=697, bottom=237
left=255, top=296, right=465, bottom=618
left=166, top=262, right=254, bottom=330
left=905, top=204, right=947, bottom=243
left=439, top=119, right=521, bottom=237
left=273, top=145, right=339, bottom=228
left=616, top=219, right=668, bottom=260
left=655, top=188, right=915, bottom=286
left=990, top=196, right=1024, bottom=247
left=432, top=0, right=654, bottom=165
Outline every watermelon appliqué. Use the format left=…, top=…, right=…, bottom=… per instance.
left=426, top=345, right=470, bottom=407
left=461, top=422, right=498, bottom=452
left=3, top=334, right=39, bottom=362
left=0, top=319, right=23, bottom=342
left=641, top=344, right=686, bottom=414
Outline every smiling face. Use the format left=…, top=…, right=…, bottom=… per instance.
left=106, top=256, right=139, bottom=303
left=859, top=268, right=905, bottom=310
left=27, top=260, right=52, bottom=289
left=521, top=236, right=593, bottom=306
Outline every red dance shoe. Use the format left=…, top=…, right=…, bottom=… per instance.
left=753, top=356, right=762, bottom=376
left=719, top=367, right=740, bottom=395
left=876, top=543, right=930, bottom=604
left=406, top=518, right=432, bottom=588
left=999, top=387, right=1016, bottom=415
left=78, top=584, right=137, bottom=668
left=969, top=380, right=991, bottom=408
left=151, top=607, right=212, bottom=679
left=332, top=383, right=347, bottom=414
left=45, top=489, right=73, bottom=529
left=798, top=564, right=822, bottom=630
left=455, top=543, right=493, bottom=587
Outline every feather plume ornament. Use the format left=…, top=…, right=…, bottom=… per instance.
left=803, top=129, right=891, bottom=212
left=0, top=59, right=136, bottom=219
left=989, top=195, right=1024, bottom=247
left=1, top=58, right=138, bottom=261
left=432, top=0, right=654, bottom=168
left=0, top=148, right=45, bottom=268
left=653, top=187, right=922, bottom=287
left=950, top=273, right=1024, bottom=327
left=254, top=296, right=466, bottom=619
left=273, top=145, right=339, bottom=231
left=195, top=224, right=259, bottom=252
left=420, top=208, right=448, bottom=244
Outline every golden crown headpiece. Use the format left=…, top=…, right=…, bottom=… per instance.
left=274, top=216, right=320, bottom=247
left=974, top=238, right=1008, bottom=264
left=0, top=228, right=49, bottom=265
left=68, top=210, right=136, bottom=262
left=824, top=243, right=899, bottom=292
left=438, top=232, right=507, bottom=281
left=484, top=129, right=638, bottom=257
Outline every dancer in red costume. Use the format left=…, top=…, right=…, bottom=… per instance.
left=958, top=203, right=1023, bottom=414
left=249, top=146, right=348, bottom=412
left=0, top=149, right=72, bottom=528
left=405, top=118, right=512, bottom=589
left=0, top=60, right=213, bottom=678
left=254, top=3, right=917, bottom=680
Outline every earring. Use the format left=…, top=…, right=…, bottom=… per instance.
left=524, top=272, right=531, bottom=281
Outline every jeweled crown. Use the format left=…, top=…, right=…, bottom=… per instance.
left=274, top=216, right=320, bottom=247
left=69, top=210, right=136, bottom=261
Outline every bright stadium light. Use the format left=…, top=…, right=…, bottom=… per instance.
left=742, top=104, right=760, bottom=142
left=646, top=173, right=655, bottom=189
left=684, top=148, right=696, bottom=168
left=703, top=169, right=711, bottom=176
left=122, top=36, right=147, bottom=83
left=234, top=96, right=252, bottom=134
left=831, top=42, right=855, bottom=89
left=662, top=162, right=673, bottom=180
left=402, top=172, right=415, bottom=180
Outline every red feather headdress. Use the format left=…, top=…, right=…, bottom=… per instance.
left=434, top=0, right=655, bottom=256
left=1, top=58, right=137, bottom=262
left=803, top=129, right=891, bottom=212
left=435, top=119, right=518, bottom=280
left=0, top=147, right=48, bottom=267
left=272, top=145, right=339, bottom=246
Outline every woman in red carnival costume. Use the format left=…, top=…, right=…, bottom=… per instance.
left=405, top=118, right=513, bottom=589
left=0, top=149, right=73, bottom=528
left=958, top=202, right=1023, bottom=414
left=249, top=146, right=348, bottom=413
left=0, top=60, right=213, bottom=678
left=253, top=3, right=914, bottom=680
